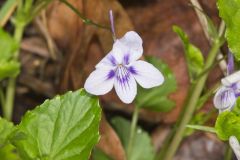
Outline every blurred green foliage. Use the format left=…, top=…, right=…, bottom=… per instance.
left=135, top=56, right=177, bottom=112
left=111, top=117, right=155, bottom=160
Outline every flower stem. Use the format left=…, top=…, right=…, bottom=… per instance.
left=157, top=39, right=221, bottom=160
left=3, top=24, right=24, bottom=120
left=127, top=106, right=139, bottom=159
left=224, top=144, right=233, bottom=160
left=60, top=0, right=110, bottom=30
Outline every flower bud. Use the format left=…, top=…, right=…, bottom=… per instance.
left=213, top=86, right=236, bottom=110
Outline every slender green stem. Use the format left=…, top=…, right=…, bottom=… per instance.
left=194, top=55, right=226, bottom=82
left=224, top=144, right=233, bottom=160
left=4, top=78, right=16, bottom=120
left=0, top=85, right=5, bottom=108
left=3, top=24, right=24, bottom=120
left=127, top=106, right=139, bottom=159
left=157, top=40, right=221, bottom=160
left=196, top=82, right=220, bottom=110
left=60, top=0, right=110, bottom=30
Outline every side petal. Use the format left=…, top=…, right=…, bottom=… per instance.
left=119, top=31, right=143, bottom=63
left=114, top=67, right=137, bottom=104
left=213, top=86, right=236, bottom=110
left=96, top=51, right=117, bottom=69
left=84, top=68, right=115, bottom=95
left=129, top=60, right=164, bottom=88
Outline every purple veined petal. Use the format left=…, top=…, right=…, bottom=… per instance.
left=229, top=136, right=240, bottom=160
left=84, top=68, right=115, bottom=95
left=118, top=31, right=143, bottom=63
left=95, top=51, right=118, bottom=69
left=227, top=51, right=234, bottom=75
left=233, top=82, right=240, bottom=97
left=112, top=40, right=128, bottom=64
left=129, top=60, right=164, bottom=88
left=114, top=66, right=137, bottom=104
left=221, top=71, right=240, bottom=87
left=213, top=86, right=236, bottom=110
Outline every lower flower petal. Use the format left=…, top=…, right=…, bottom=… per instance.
left=130, top=60, right=164, bottom=88
left=213, top=86, right=236, bottom=110
left=84, top=69, right=115, bottom=95
left=114, top=67, right=137, bottom=104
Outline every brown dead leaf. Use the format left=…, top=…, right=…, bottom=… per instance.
left=97, top=114, right=126, bottom=160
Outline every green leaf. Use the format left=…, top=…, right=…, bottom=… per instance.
left=0, top=61, right=20, bottom=80
left=0, top=28, right=19, bottom=61
left=10, top=89, right=101, bottom=160
left=215, top=111, right=240, bottom=141
left=0, top=117, right=16, bottom=146
left=111, top=117, right=155, bottom=160
left=0, top=0, right=17, bottom=27
left=173, top=25, right=204, bottom=80
left=0, top=144, right=21, bottom=160
left=217, top=0, right=240, bottom=60
left=186, top=125, right=216, bottom=133
left=232, top=97, right=240, bottom=115
left=135, top=56, right=177, bottom=112
left=92, top=148, right=113, bottom=160
left=0, top=117, right=20, bottom=160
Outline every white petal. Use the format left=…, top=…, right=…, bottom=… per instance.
left=229, top=136, right=240, bottom=160
left=114, top=67, right=137, bottom=104
left=95, top=51, right=117, bottom=69
left=222, top=71, right=240, bottom=87
left=130, top=60, right=164, bottom=88
left=84, top=68, right=115, bottom=95
left=213, top=86, right=236, bottom=110
left=112, top=40, right=126, bottom=64
left=119, top=31, right=143, bottom=63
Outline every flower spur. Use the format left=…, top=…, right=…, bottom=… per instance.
left=84, top=31, right=164, bottom=103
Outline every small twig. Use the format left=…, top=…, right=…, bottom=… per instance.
left=190, top=0, right=227, bottom=75
left=60, top=0, right=110, bottom=30
left=35, top=10, right=60, bottom=60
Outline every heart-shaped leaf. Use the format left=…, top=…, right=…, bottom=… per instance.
left=11, top=89, right=101, bottom=160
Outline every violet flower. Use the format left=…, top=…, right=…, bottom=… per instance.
left=213, top=52, right=240, bottom=111
left=84, top=31, right=164, bottom=103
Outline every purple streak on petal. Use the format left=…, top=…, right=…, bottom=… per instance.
left=235, top=92, right=240, bottom=97
left=109, top=10, right=116, bottom=41
left=227, top=51, right=234, bottom=75
left=107, top=70, right=115, bottom=80
left=116, top=66, right=131, bottom=90
left=107, top=55, right=117, bottom=66
left=128, top=66, right=137, bottom=75
left=123, top=54, right=130, bottom=65
left=214, top=87, right=236, bottom=110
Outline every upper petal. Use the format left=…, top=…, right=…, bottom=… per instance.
left=221, top=71, right=240, bottom=87
left=114, top=66, right=137, bottom=104
left=119, top=31, right=143, bottom=63
left=129, top=60, right=164, bottom=88
left=84, top=68, right=115, bottom=95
